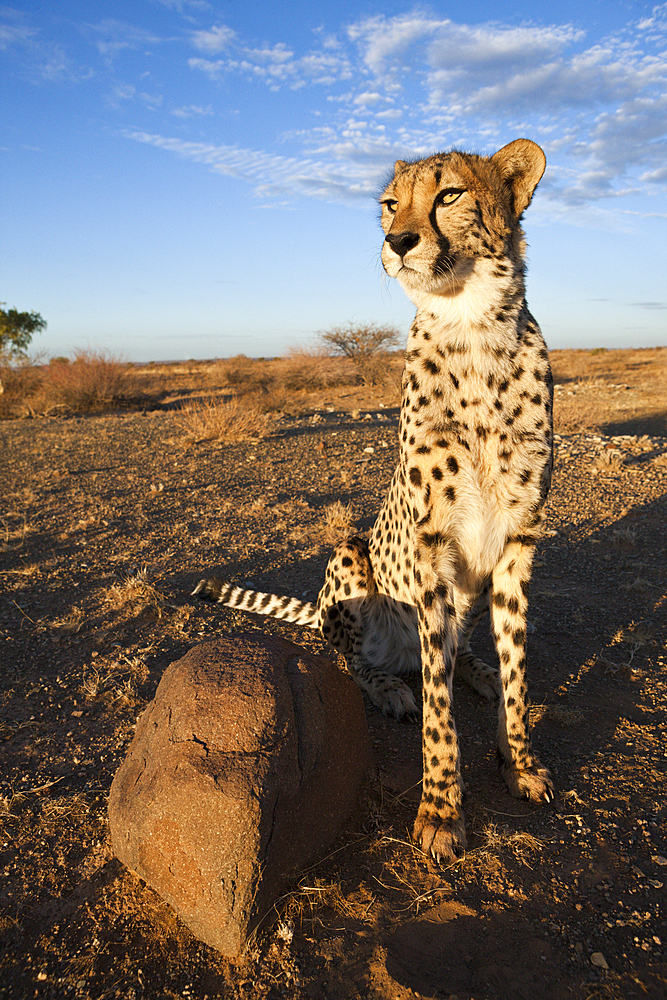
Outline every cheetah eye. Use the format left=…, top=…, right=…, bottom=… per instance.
left=437, top=188, right=465, bottom=206
left=381, top=198, right=398, bottom=214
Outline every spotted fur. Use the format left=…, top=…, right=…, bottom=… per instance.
left=195, top=138, right=554, bottom=862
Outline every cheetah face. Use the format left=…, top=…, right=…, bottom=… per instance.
left=379, top=139, right=546, bottom=301
left=380, top=161, right=478, bottom=296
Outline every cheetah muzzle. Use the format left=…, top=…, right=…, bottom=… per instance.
left=194, top=138, right=555, bottom=863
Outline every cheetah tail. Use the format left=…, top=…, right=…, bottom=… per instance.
left=192, top=577, right=319, bottom=628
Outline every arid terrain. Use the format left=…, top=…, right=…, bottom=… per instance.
left=1, top=346, right=666, bottom=1000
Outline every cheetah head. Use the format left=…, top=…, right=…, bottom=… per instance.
left=379, top=138, right=546, bottom=303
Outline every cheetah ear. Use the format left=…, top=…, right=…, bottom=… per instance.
left=491, top=139, right=546, bottom=217
left=393, top=159, right=408, bottom=176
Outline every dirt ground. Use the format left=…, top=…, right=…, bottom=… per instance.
left=1, top=347, right=666, bottom=1000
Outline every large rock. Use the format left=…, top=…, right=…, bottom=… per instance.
left=108, top=633, right=373, bottom=956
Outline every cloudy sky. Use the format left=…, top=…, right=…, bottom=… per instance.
left=1, top=0, right=666, bottom=361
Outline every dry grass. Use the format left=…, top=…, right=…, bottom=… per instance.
left=0, top=349, right=133, bottom=416
left=81, top=654, right=149, bottom=711
left=281, top=876, right=362, bottom=929
left=104, top=567, right=166, bottom=618
left=320, top=500, right=358, bottom=544
left=612, top=527, right=637, bottom=547
left=478, top=821, right=543, bottom=866
left=593, top=448, right=626, bottom=470
left=2, top=349, right=135, bottom=416
left=222, top=357, right=276, bottom=396
left=50, top=605, right=85, bottom=633
left=178, top=395, right=274, bottom=443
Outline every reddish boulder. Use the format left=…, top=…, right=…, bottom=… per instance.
left=108, top=633, right=373, bottom=956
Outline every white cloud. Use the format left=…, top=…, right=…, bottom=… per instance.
left=127, top=9, right=667, bottom=211
left=188, top=26, right=351, bottom=89
left=191, top=24, right=234, bottom=53
left=88, top=19, right=164, bottom=61
left=155, top=0, right=211, bottom=12
left=0, top=9, right=88, bottom=81
left=354, top=91, right=383, bottom=105
left=122, top=130, right=388, bottom=203
left=0, top=17, right=35, bottom=50
left=187, top=57, right=225, bottom=80
left=348, top=13, right=667, bottom=206
left=106, top=83, right=136, bottom=108
left=347, top=14, right=443, bottom=80
left=171, top=103, right=214, bottom=118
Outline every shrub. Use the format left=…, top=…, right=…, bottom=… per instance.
left=317, top=322, right=402, bottom=385
left=178, top=395, right=274, bottom=443
left=42, top=350, right=131, bottom=411
left=278, top=347, right=357, bottom=391
left=0, top=355, right=43, bottom=418
left=222, top=356, right=276, bottom=395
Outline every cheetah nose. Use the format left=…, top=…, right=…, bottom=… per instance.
left=385, top=231, right=420, bottom=257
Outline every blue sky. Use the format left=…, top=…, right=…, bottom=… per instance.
left=1, top=1, right=666, bottom=362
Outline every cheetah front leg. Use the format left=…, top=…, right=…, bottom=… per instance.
left=491, top=540, right=554, bottom=803
left=411, top=546, right=467, bottom=862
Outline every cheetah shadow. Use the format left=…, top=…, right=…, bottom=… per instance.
left=369, top=488, right=666, bottom=999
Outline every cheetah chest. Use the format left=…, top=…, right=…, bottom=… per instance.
left=370, top=419, right=549, bottom=604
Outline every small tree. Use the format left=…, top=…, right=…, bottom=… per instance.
left=318, top=322, right=401, bottom=385
left=0, top=304, right=47, bottom=358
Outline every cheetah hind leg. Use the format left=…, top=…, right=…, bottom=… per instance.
left=349, top=654, right=419, bottom=720
left=319, top=539, right=420, bottom=721
left=335, top=600, right=419, bottom=720
left=454, top=590, right=501, bottom=701
left=454, top=641, right=501, bottom=701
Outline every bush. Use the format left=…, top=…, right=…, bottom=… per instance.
left=0, top=355, right=43, bottom=418
left=317, top=323, right=402, bottom=385
left=221, top=356, right=276, bottom=395
left=178, top=395, right=274, bottom=443
left=278, top=347, right=357, bottom=391
left=43, top=350, right=131, bottom=411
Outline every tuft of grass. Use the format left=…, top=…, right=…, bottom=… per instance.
left=320, top=501, right=357, bottom=545
left=612, top=527, right=637, bottom=547
left=221, top=356, right=276, bottom=395
left=104, top=567, right=165, bottom=618
left=50, top=605, right=85, bottom=634
left=478, top=822, right=543, bottom=866
left=179, top=394, right=274, bottom=443
left=281, top=877, right=360, bottom=929
left=82, top=654, right=149, bottom=712
left=593, top=448, right=625, bottom=470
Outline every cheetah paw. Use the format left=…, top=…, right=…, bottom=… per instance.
left=501, top=760, right=554, bottom=804
left=370, top=678, right=419, bottom=721
left=413, top=803, right=467, bottom=863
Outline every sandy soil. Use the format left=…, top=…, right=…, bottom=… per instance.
left=1, top=347, right=666, bottom=1000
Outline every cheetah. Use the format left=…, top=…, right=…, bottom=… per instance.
left=194, top=138, right=554, bottom=862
